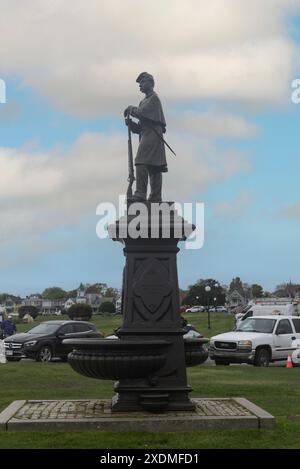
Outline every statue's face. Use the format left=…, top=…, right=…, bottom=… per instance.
left=139, top=79, right=153, bottom=94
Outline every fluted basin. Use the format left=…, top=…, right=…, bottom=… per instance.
left=64, top=338, right=170, bottom=380
left=184, top=338, right=209, bottom=367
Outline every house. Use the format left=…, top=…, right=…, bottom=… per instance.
left=18, top=282, right=119, bottom=316
left=2, top=297, right=22, bottom=316
left=76, top=283, right=87, bottom=304
left=226, top=290, right=247, bottom=309
left=64, top=298, right=76, bottom=310
left=22, top=295, right=42, bottom=310
left=41, top=299, right=65, bottom=315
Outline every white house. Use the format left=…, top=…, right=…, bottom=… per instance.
left=64, top=298, right=76, bottom=310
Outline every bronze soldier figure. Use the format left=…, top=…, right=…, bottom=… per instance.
left=124, top=72, right=167, bottom=203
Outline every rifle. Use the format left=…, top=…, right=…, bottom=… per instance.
left=125, top=117, right=135, bottom=201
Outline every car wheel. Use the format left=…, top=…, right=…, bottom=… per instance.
left=254, top=348, right=270, bottom=367
left=36, top=346, right=53, bottom=362
left=215, top=358, right=230, bottom=366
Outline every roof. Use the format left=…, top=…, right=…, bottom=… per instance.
left=42, top=320, right=93, bottom=325
left=228, top=290, right=245, bottom=299
left=249, top=315, right=300, bottom=319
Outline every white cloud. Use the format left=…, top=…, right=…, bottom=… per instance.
left=0, top=148, right=63, bottom=199
left=165, top=134, right=251, bottom=200
left=170, top=110, right=260, bottom=139
left=0, top=131, right=251, bottom=252
left=0, top=0, right=298, bottom=116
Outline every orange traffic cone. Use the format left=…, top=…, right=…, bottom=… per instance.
left=286, top=354, right=293, bottom=368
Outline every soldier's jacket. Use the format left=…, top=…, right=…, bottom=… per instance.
left=132, top=91, right=168, bottom=172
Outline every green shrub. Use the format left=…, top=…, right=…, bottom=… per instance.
left=99, top=302, right=116, bottom=314
left=18, top=305, right=39, bottom=319
left=67, top=303, right=92, bottom=320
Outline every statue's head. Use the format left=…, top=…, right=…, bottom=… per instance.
left=136, top=72, right=154, bottom=94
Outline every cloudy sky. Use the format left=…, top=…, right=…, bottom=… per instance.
left=0, top=0, right=300, bottom=296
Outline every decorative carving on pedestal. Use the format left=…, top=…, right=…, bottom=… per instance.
left=133, top=258, right=172, bottom=321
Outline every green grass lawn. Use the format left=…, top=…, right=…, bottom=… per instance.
left=15, top=311, right=235, bottom=338
left=1, top=313, right=299, bottom=449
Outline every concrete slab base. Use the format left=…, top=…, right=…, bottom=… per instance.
left=0, top=398, right=275, bottom=432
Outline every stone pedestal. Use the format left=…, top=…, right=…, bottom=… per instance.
left=109, top=202, right=195, bottom=412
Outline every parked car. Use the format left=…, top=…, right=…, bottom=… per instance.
left=4, top=320, right=103, bottom=362
left=185, top=306, right=204, bottom=313
left=209, top=315, right=300, bottom=367
left=292, top=338, right=300, bottom=366
left=182, top=323, right=203, bottom=339
left=215, top=306, right=228, bottom=313
left=106, top=322, right=204, bottom=341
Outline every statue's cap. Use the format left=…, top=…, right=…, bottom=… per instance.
left=136, top=72, right=154, bottom=83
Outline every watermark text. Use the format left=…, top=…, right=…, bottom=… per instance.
left=96, top=196, right=204, bottom=250
left=291, top=79, right=300, bottom=104
left=0, top=79, right=6, bottom=104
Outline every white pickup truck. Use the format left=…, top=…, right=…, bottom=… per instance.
left=209, top=315, right=300, bottom=367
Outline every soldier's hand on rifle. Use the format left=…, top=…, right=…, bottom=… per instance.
left=124, top=105, right=134, bottom=118
left=129, top=120, right=141, bottom=134
left=124, top=116, right=141, bottom=134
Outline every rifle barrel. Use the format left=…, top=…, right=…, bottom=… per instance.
left=126, top=118, right=135, bottom=200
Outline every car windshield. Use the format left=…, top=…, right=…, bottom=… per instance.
left=26, top=323, right=59, bottom=335
left=236, top=318, right=276, bottom=333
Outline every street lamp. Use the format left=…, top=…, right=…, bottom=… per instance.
left=205, top=285, right=211, bottom=329
left=205, top=283, right=219, bottom=329
left=196, top=296, right=199, bottom=305
left=214, top=282, right=219, bottom=306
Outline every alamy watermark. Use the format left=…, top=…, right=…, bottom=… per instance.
left=96, top=196, right=204, bottom=250
left=0, top=79, right=6, bottom=104
left=291, top=79, right=300, bottom=104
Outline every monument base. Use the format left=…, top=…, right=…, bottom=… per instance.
left=111, top=386, right=196, bottom=413
left=0, top=398, right=275, bottom=432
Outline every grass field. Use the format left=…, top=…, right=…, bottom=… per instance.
left=1, top=313, right=299, bottom=449
left=15, top=311, right=236, bottom=338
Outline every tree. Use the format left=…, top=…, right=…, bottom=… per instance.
left=86, top=283, right=107, bottom=294
left=65, top=289, right=78, bottom=299
left=251, top=284, right=264, bottom=299
left=67, top=304, right=92, bottom=320
left=0, top=293, right=22, bottom=304
left=99, top=302, right=116, bottom=314
left=229, top=277, right=244, bottom=294
left=274, top=282, right=299, bottom=298
left=182, top=279, right=226, bottom=307
left=18, top=305, right=39, bottom=319
left=42, top=287, right=67, bottom=300
left=104, top=288, right=118, bottom=299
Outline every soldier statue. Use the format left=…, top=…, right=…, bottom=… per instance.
left=124, top=72, right=168, bottom=203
